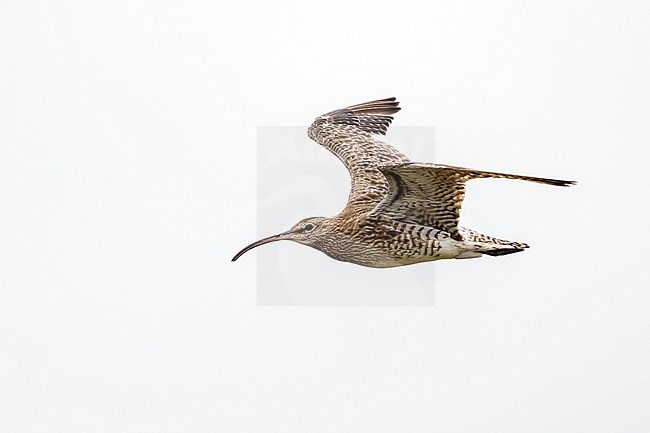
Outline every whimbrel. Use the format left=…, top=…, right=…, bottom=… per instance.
left=232, top=98, right=575, bottom=268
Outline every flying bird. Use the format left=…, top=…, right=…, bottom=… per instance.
left=232, top=98, right=575, bottom=268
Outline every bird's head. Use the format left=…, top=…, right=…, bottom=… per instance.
left=232, top=216, right=331, bottom=261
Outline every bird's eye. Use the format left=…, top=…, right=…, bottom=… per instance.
left=304, top=223, right=315, bottom=232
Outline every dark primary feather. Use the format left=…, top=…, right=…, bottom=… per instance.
left=311, top=97, right=401, bottom=135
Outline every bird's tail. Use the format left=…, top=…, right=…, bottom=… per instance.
left=479, top=245, right=527, bottom=256
left=459, top=227, right=529, bottom=257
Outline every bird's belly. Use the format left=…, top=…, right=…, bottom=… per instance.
left=330, top=238, right=459, bottom=268
left=318, top=223, right=475, bottom=268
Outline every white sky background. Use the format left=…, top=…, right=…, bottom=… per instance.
left=1, top=0, right=649, bottom=432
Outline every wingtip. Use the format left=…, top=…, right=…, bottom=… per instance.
left=539, top=179, right=577, bottom=187
left=385, top=97, right=399, bottom=107
left=527, top=176, right=577, bottom=187
left=343, top=98, right=401, bottom=116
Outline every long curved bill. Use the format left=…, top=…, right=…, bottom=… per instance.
left=231, top=232, right=292, bottom=261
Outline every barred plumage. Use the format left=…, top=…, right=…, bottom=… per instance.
left=233, top=98, right=576, bottom=268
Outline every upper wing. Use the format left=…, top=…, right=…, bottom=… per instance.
left=373, top=163, right=576, bottom=240
left=308, top=98, right=410, bottom=209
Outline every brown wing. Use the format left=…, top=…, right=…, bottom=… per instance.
left=373, top=163, right=576, bottom=240
left=308, top=98, right=410, bottom=209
